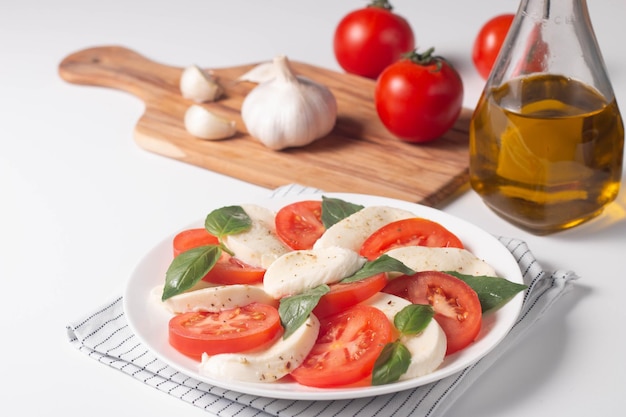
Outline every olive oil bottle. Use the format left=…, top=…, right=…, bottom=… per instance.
left=469, top=0, right=624, bottom=234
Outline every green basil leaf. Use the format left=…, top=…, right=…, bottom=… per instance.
left=278, top=285, right=330, bottom=339
left=321, top=196, right=364, bottom=228
left=162, top=245, right=221, bottom=300
left=204, top=205, right=252, bottom=238
left=394, top=304, right=434, bottom=335
left=372, top=341, right=411, bottom=385
left=341, top=254, right=416, bottom=283
left=446, top=271, right=528, bottom=313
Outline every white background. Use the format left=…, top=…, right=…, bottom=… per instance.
left=2, top=0, right=625, bottom=415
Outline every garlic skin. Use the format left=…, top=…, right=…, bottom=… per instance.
left=180, top=65, right=224, bottom=103
left=241, top=55, right=337, bottom=151
left=184, top=105, right=236, bottom=140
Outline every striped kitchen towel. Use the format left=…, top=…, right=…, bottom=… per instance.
left=66, top=184, right=578, bottom=417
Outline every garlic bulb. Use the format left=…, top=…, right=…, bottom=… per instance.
left=241, top=55, right=337, bottom=150
left=237, top=61, right=276, bottom=84
left=184, top=105, right=236, bottom=140
left=180, top=65, right=224, bottom=102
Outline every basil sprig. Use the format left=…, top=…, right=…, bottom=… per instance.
left=446, top=271, right=527, bottom=313
left=321, top=196, right=363, bottom=228
left=372, top=304, right=434, bottom=386
left=161, top=206, right=251, bottom=301
left=278, top=285, right=330, bottom=339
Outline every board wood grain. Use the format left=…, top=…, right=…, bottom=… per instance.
left=58, top=45, right=472, bottom=206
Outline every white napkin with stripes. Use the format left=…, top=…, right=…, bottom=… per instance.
left=66, top=184, right=578, bottom=417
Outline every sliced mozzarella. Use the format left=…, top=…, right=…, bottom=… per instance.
left=386, top=246, right=497, bottom=276
left=313, top=205, right=416, bottom=252
left=263, top=246, right=366, bottom=298
left=365, top=292, right=447, bottom=380
left=152, top=284, right=276, bottom=314
left=223, top=204, right=291, bottom=268
left=199, top=314, right=320, bottom=383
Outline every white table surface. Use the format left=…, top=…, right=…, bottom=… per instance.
left=2, top=0, right=625, bottom=415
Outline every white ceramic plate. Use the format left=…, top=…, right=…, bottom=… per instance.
left=124, top=193, right=524, bottom=401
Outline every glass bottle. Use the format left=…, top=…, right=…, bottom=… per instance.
left=469, top=0, right=624, bottom=234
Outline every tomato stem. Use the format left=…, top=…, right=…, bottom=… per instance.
left=369, top=0, right=393, bottom=11
left=402, top=47, right=444, bottom=71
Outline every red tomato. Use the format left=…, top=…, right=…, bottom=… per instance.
left=359, top=218, right=464, bottom=260
left=333, top=0, right=415, bottom=79
left=312, top=273, right=388, bottom=318
left=407, top=271, right=482, bottom=355
left=172, top=228, right=265, bottom=285
left=168, top=303, right=282, bottom=359
left=275, top=200, right=325, bottom=250
left=291, top=304, right=393, bottom=387
left=472, top=14, right=515, bottom=80
left=172, top=228, right=219, bottom=257
left=201, top=256, right=265, bottom=285
left=374, top=49, right=464, bottom=143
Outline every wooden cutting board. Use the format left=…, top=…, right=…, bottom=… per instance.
left=58, top=46, right=471, bottom=206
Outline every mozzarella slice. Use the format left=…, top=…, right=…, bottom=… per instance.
left=152, top=284, right=277, bottom=314
left=313, top=205, right=416, bottom=251
left=263, top=246, right=366, bottom=298
left=223, top=204, right=291, bottom=268
left=365, top=292, right=447, bottom=380
left=385, top=246, right=497, bottom=276
left=199, top=314, right=320, bottom=383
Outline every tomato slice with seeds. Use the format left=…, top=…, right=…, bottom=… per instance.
left=312, top=273, right=388, bottom=318
left=359, top=217, right=464, bottom=260
left=172, top=228, right=265, bottom=285
left=275, top=200, right=325, bottom=250
left=406, top=271, right=482, bottom=355
left=290, top=304, right=393, bottom=388
left=168, top=303, right=282, bottom=359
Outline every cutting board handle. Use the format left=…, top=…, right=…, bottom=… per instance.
left=58, top=45, right=181, bottom=103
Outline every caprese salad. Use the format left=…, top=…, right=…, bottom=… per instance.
left=151, top=196, right=526, bottom=388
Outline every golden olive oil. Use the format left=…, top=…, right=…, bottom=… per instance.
left=470, top=74, right=624, bottom=234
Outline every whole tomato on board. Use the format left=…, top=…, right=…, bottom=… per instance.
left=472, top=14, right=515, bottom=79
left=333, top=0, right=415, bottom=79
left=374, top=48, right=464, bottom=143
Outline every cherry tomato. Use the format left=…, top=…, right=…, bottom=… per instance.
left=291, top=304, right=393, bottom=387
left=172, top=228, right=265, bottom=285
left=398, top=271, right=482, bottom=355
left=333, top=0, right=415, bottom=79
left=359, top=218, right=464, bottom=260
left=168, top=303, right=282, bottom=359
left=312, top=273, right=388, bottom=318
left=472, top=14, right=515, bottom=80
left=275, top=200, right=325, bottom=250
left=374, top=48, right=464, bottom=143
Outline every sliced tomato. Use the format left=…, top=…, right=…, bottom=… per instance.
left=172, top=228, right=265, bottom=285
left=381, top=274, right=415, bottom=300
left=359, top=218, right=464, bottom=260
left=172, top=228, right=219, bottom=257
left=406, top=271, right=482, bottom=355
left=312, top=273, right=388, bottom=318
left=275, top=200, right=325, bottom=250
left=290, top=304, right=393, bottom=388
left=168, top=303, right=282, bottom=359
left=201, top=255, right=266, bottom=285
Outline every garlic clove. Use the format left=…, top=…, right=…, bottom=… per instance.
left=180, top=65, right=224, bottom=102
left=184, top=104, right=236, bottom=140
left=236, top=61, right=276, bottom=84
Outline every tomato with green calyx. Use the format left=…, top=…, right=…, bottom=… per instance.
left=333, top=0, right=415, bottom=79
left=168, top=303, right=282, bottom=359
left=375, top=48, right=464, bottom=143
left=290, top=304, right=393, bottom=387
left=359, top=217, right=464, bottom=260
